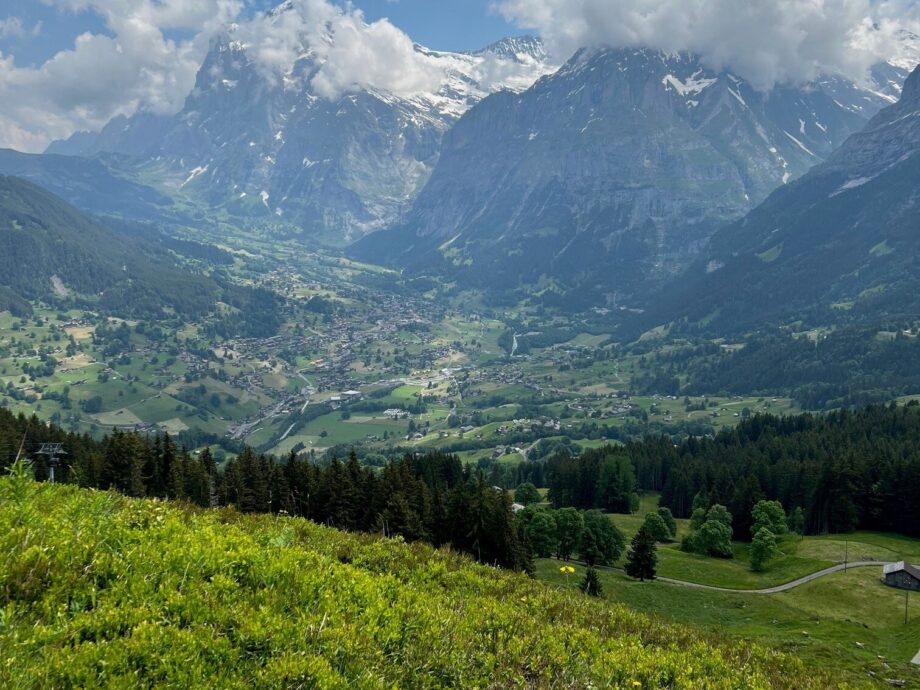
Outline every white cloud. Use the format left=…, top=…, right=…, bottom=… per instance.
left=0, top=0, right=445, bottom=151
left=3, top=0, right=916, bottom=152
left=0, top=0, right=242, bottom=151
left=233, top=0, right=443, bottom=99
left=0, top=17, right=43, bottom=39
left=496, top=0, right=920, bottom=89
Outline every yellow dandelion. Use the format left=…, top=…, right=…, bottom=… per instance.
left=632, top=682, right=642, bottom=688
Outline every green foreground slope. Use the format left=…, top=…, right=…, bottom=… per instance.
left=0, top=476, right=840, bottom=689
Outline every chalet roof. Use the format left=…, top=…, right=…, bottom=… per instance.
left=883, top=561, right=920, bottom=580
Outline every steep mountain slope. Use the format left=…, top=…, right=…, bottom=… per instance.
left=46, top=18, right=554, bottom=242
left=640, top=64, right=920, bottom=335
left=0, top=176, right=265, bottom=322
left=0, top=149, right=173, bottom=221
left=351, top=48, right=911, bottom=305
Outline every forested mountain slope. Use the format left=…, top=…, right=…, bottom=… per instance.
left=0, top=176, right=279, bottom=328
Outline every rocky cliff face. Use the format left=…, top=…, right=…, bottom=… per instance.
left=46, top=24, right=554, bottom=243
left=351, top=47, right=910, bottom=303
left=638, top=64, right=920, bottom=335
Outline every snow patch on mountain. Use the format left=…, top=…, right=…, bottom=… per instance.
left=661, top=71, right=716, bottom=97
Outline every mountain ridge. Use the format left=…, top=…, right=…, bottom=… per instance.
left=349, top=46, right=912, bottom=305
left=635, top=63, right=920, bottom=336
left=43, top=28, right=556, bottom=242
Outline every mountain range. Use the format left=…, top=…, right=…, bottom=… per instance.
left=638, top=62, right=920, bottom=336
left=0, top=4, right=917, bottom=334
left=351, top=46, right=914, bottom=305
left=44, top=10, right=555, bottom=242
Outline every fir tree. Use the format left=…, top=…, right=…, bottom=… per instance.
left=579, top=566, right=603, bottom=597
left=625, top=525, right=657, bottom=582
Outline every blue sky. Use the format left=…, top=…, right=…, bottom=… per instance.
left=0, top=0, right=110, bottom=67
left=0, top=0, right=524, bottom=68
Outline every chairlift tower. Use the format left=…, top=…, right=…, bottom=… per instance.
left=36, top=443, right=66, bottom=484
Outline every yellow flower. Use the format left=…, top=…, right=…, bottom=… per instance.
left=632, top=682, right=642, bottom=688
left=559, top=566, right=567, bottom=573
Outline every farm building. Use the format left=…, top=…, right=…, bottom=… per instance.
left=882, top=562, right=920, bottom=591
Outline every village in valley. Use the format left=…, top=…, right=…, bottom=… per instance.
left=0, top=254, right=799, bottom=467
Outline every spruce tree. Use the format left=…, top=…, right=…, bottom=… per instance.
left=579, top=566, right=603, bottom=597
left=625, top=525, right=657, bottom=582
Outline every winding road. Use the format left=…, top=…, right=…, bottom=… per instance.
left=657, top=560, right=893, bottom=594
left=577, top=559, right=920, bottom=666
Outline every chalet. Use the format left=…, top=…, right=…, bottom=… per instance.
left=883, top=562, right=920, bottom=591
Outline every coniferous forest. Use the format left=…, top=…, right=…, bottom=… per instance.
left=0, top=408, right=531, bottom=572
left=5, top=401, right=920, bottom=567
left=539, top=403, right=920, bottom=539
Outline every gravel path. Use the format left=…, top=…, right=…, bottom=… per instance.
left=567, top=559, right=920, bottom=664
left=656, top=561, right=893, bottom=594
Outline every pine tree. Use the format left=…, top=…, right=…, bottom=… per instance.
left=625, top=525, right=657, bottom=582
left=579, top=566, right=603, bottom=597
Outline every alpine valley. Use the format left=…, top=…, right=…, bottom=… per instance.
left=3, top=3, right=920, bottom=688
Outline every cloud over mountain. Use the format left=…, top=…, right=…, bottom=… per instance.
left=496, top=0, right=920, bottom=89
left=0, top=0, right=917, bottom=151
left=232, top=0, right=444, bottom=99
left=0, top=0, right=442, bottom=151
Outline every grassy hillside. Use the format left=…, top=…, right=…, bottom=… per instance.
left=534, top=494, right=920, bottom=684
left=0, top=473, right=840, bottom=689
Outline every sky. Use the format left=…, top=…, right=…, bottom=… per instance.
left=0, top=0, right=918, bottom=152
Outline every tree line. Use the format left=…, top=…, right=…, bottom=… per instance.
left=0, top=408, right=531, bottom=572
left=535, top=403, right=920, bottom=539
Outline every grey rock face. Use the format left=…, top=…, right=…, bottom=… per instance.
left=354, top=47, right=910, bottom=303
left=46, top=31, right=554, bottom=243
left=639, top=63, right=920, bottom=334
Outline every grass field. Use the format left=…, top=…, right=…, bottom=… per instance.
left=536, top=560, right=920, bottom=686
left=534, top=493, right=920, bottom=684
left=605, top=495, right=916, bottom=590
left=0, top=478, right=838, bottom=689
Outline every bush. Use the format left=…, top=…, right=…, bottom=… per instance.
left=642, top=512, right=672, bottom=543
